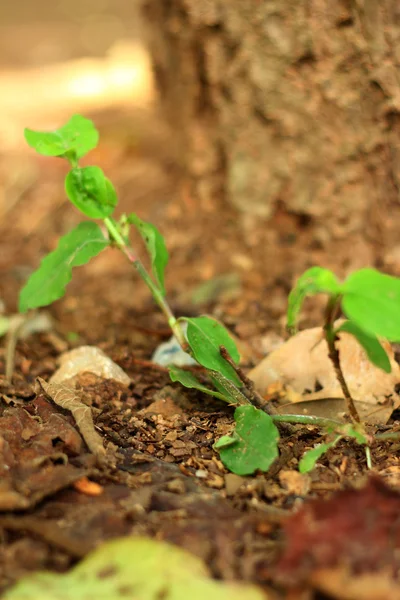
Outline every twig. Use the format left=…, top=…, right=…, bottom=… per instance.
left=324, top=298, right=361, bottom=423
left=271, top=414, right=343, bottom=428
left=219, top=346, right=277, bottom=416
left=5, top=313, right=30, bottom=382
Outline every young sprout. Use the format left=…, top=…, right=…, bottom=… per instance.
left=288, top=266, right=400, bottom=423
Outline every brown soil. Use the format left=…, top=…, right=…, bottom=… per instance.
left=1, top=107, right=400, bottom=600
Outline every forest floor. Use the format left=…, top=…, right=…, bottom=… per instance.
left=1, top=107, right=400, bottom=600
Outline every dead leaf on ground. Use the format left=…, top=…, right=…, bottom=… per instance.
left=36, top=378, right=106, bottom=463
left=249, top=326, right=400, bottom=424
left=0, top=397, right=88, bottom=511
left=276, top=476, right=400, bottom=597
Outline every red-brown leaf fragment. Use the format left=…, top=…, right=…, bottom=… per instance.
left=277, top=476, right=400, bottom=590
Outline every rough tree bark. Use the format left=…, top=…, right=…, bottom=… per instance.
left=143, top=0, right=400, bottom=242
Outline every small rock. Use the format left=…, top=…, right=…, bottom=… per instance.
left=151, top=335, right=196, bottom=367
left=50, top=346, right=131, bottom=387
left=279, top=470, right=311, bottom=497
left=166, top=479, right=186, bottom=494
left=224, top=473, right=246, bottom=496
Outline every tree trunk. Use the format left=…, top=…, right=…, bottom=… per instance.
left=143, top=0, right=400, bottom=243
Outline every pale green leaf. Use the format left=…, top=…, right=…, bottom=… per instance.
left=299, top=437, right=341, bottom=474
left=127, top=213, right=168, bottom=295
left=3, top=537, right=264, bottom=600
left=65, top=166, right=117, bottom=219
left=0, top=316, right=10, bottom=337
left=340, top=423, right=368, bottom=445
left=168, top=366, right=230, bottom=402
left=19, top=222, right=109, bottom=312
left=287, top=267, right=340, bottom=332
left=337, top=320, right=391, bottom=373
left=342, top=268, right=400, bottom=341
left=213, top=434, right=239, bottom=450
left=24, top=114, right=98, bottom=159
left=216, top=406, right=279, bottom=476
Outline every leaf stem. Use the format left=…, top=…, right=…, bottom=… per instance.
left=271, top=414, right=343, bottom=428
left=103, top=217, right=188, bottom=350
left=374, top=431, right=400, bottom=441
left=209, top=370, right=251, bottom=406
left=324, top=295, right=361, bottom=423
left=219, top=345, right=277, bottom=416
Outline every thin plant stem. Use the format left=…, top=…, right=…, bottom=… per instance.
left=219, top=346, right=277, bottom=415
left=103, top=217, right=188, bottom=350
left=365, top=446, right=372, bottom=469
left=324, top=296, right=361, bottom=423
left=104, top=218, right=252, bottom=408
left=375, top=431, right=400, bottom=441
left=5, top=313, right=31, bottom=382
left=271, top=414, right=343, bottom=428
left=209, top=370, right=251, bottom=406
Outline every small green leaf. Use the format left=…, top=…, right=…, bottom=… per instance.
left=24, top=114, right=98, bottom=159
left=0, top=316, right=10, bottom=337
left=299, top=437, right=341, bottom=474
left=342, top=268, right=400, bottom=341
left=19, top=222, right=109, bottom=312
left=65, top=166, right=117, bottom=218
left=3, top=537, right=264, bottom=600
left=287, top=267, right=340, bottom=331
left=213, top=434, right=240, bottom=450
left=340, top=423, right=368, bottom=445
left=183, top=316, right=241, bottom=385
left=168, top=366, right=230, bottom=402
left=128, top=213, right=168, bottom=295
left=216, top=406, right=279, bottom=476
left=337, top=320, right=391, bottom=373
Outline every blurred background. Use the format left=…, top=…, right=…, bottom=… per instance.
left=0, top=0, right=182, bottom=322
left=1, top=1, right=399, bottom=341
left=0, top=0, right=153, bottom=145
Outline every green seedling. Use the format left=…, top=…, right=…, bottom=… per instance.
left=19, top=115, right=254, bottom=433
left=19, top=116, right=400, bottom=477
left=287, top=266, right=400, bottom=469
left=287, top=267, right=400, bottom=422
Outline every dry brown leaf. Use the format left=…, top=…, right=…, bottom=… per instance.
left=276, top=477, right=400, bottom=596
left=248, top=326, right=400, bottom=424
left=37, top=377, right=106, bottom=462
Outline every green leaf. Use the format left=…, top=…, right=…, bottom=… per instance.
left=128, top=213, right=169, bottom=295
left=214, top=434, right=239, bottom=450
left=24, top=114, right=98, bottom=159
left=209, top=373, right=245, bottom=405
left=337, top=320, right=391, bottom=373
left=183, top=316, right=241, bottom=385
left=299, top=437, right=341, bottom=474
left=342, top=268, right=400, bottom=341
left=3, top=537, right=264, bottom=600
left=340, top=423, right=368, bottom=445
left=0, top=316, right=10, bottom=337
left=287, top=267, right=340, bottom=331
left=168, top=366, right=230, bottom=403
left=65, top=166, right=117, bottom=218
left=19, top=222, right=109, bottom=312
left=215, top=406, right=279, bottom=476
